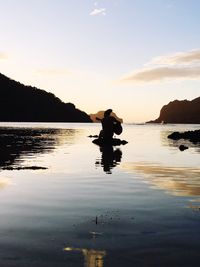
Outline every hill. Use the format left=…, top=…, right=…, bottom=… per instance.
left=148, top=97, right=200, bottom=124
left=0, top=73, right=91, bottom=122
left=90, top=110, right=123, bottom=123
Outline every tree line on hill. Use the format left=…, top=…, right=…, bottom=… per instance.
left=147, top=97, right=200, bottom=124
left=0, top=73, right=91, bottom=122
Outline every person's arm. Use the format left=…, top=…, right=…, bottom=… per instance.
left=111, top=116, right=119, bottom=123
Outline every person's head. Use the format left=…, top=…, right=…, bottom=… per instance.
left=104, top=109, right=112, bottom=118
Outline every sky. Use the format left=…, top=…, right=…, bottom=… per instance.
left=0, top=0, right=200, bottom=123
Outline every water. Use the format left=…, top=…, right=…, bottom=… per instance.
left=0, top=122, right=199, bottom=267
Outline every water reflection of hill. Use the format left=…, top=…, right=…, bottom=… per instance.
left=0, top=127, right=81, bottom=169
left=122, top=162, right=200, bottom=197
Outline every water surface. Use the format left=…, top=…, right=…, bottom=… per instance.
left=0, top=122, right=199, bottom=267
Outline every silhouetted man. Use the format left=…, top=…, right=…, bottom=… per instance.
left=98, top=109, right=122, bottom=142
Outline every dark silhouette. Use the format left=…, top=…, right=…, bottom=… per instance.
left=179, top=144, right=189, bottom=151
left=95, top=146, right=122, bottom=174
left=97, top=109, right=123, bottom=142
left=0, top=72, right=91, bottom=122
left=168, top=130, right=200, bottom=144
left=147, top=97, right=200, bottom=124
left=160, top=129, right=200, bottom=153
left=92, top=138, right=127, bottom=146
left=91, top=109, right=127, bottom=146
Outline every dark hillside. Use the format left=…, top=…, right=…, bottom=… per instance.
left=147, top=97, right=200, bottom=124
left=0, top=73, right=91, bottom=122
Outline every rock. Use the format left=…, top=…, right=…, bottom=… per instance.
left=88, top=135, right=99, bottom=138
left=90, top=110, right=123, bottom=123
left=147, top=97, right=200, bottom=123
left=2, top=166, right=47, bottom=170
left=168, top=129, right=200, bottom=143
left=167, top=132, right=181, bottom=140
left=92, top=138, right=128, bottom=146
left=179, top=145, right=188, bottom=151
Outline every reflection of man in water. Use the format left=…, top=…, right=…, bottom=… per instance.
left=96, top=146, right=122, bottom=174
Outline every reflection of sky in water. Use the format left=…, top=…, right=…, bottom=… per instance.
left=0, top=178, right=12, bottom=189
left=122, top=162, right=200, bottom=197
left=121, top=124, right=200, bottom=204
left=0, top=123, right=199, bottom=266
left=64, top=247, right=106, bottom=267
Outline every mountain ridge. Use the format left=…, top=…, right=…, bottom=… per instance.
left=0, top=73, right=91, bottom=122
left=147, top=97, right=200, bottom=124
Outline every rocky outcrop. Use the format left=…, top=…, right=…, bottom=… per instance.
left=168, top=129, right=200, bottom=143
left=148, top=97, right=200, bottom=124
left=92, top=138, right=128, bottom=146
left=90, top=110, right=123, bottom=123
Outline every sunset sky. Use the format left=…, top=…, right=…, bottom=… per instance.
left=0, top=0, right=200, bottom=122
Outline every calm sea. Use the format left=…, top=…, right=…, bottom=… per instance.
left=0, top=122, right=199, bottom=267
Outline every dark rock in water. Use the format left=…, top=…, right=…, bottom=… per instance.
left=179, top=145, right=189, bottom=151
left=168, top=131, right=181, bottom=140
left=168, top=129, right=200, bottom=143
left=88, top=135, right=99, bottom=138
left=0, top=128, right=69, bottom=170
left=92, top=138, right=128, bottom=146
left=2, top=166, right=47, bottom=170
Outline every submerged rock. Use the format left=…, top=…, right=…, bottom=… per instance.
left=168, top=129, right=200, bottom=143
left=92, top=138, right=128, bottom=146
left=88, top=135, right=99, bottom=138
left=2, top=166, right=47, bottom=170
left=179, top=145, right=189, bottom=151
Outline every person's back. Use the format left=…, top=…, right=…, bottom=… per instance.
left=101, top=115, right=116, bottom=140
left=100, top=109, right=118, bottom=141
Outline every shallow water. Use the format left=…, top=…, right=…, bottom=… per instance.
left=0, top=122, right=199, bottom=267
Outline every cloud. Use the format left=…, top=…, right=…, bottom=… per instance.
left=122, top=66, right=200, bottom=83
left=120, top=49, right=200, bottom=84
left=90, top=8, right=106, bottom=16
left=0, top=52, right=8, bottom=60
left=148, top=49, right=200, bottom=66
